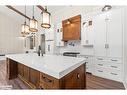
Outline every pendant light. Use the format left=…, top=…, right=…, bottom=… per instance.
left=21, top=6, right=30, bottom=37
left=29, top=6, right=38, bottom=32
left=41, top=6, right=51, bottom=28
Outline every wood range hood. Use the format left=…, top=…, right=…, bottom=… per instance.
left=62, top=15, right=81, bottom=41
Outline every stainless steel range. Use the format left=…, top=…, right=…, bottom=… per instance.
left=63, top=52, right=80, bottom=57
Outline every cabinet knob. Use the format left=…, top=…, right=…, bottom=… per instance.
left=77, top=73, right=80, bottom=79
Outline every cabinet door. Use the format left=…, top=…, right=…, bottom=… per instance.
left=23, top=65, right=29, bottom=82
left=56, top=23, right=64, bottom=46
left=81, top=20, right=94, bottom=46
left=93, top=13, right=107, bottom=57
left=6, top=58, right=18, bottom=79
left=60, top=64, right=85, bottom=89
left=107, top=9, right=123, bottom=58
left=29, top=68, right=40, bottom=87
left=45, top=41, right=54, bottom=54
left=45, top=29, right=54, bottom=41
left=18, top=64, right=24, bottom=77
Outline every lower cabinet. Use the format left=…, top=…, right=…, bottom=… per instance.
left=60, top=64, right=86, bottom=89
left=23, top=65, right=29, bottom=82
left=39, top=64, right=86, bottom=89
left=29, top=68, right=40, bottom=88
left=18, top=64, right=24, bottom=77
left=7, top=58, right=86, bottom=89
left=18, top=64, right=40, bottom=88
left=93, top=57, right=122, bottom=82
left=39, top=72, right=59, bottom=89
left=6, top=58, right=18, bottom=79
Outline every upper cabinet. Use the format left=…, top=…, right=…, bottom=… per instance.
left=94, top=8, right=123, bottom=58
left=55, top=22, right=64, bottom=46
left=62, top=15, right=81, bottom=41
left=45, top=28, right=54, bottom=41
left=81, top=13, right=94, bottom=46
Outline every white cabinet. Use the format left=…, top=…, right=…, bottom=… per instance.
left=55, top=23, right=64, bottom=46
left=106, top=9, right=123, bottom=58
left=94, top=8, right=123, bottom=58
left=81, top=14, right=94, bottom=46
left=45, top=28, right=54, bottom=41
left=93, top=57, right=122, bottom=82
left=45, top=41, right=54, bottom=54
left=93, top=8, right=123, bottom=82
left=93, top=13, right=107, bottom=57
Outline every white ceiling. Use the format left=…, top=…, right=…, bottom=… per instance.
left=0, top=5, right=101, bottom=30
left=0, top=6, right=68, bottom=23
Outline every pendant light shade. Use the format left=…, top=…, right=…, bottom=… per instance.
left=21, top=5, right=30, bottom=37
left=41, top=6, right=51, bottom=28
left=21, top=22, right=30, bottom=35
left=29, top=17, right=38, bottom=32
left=29, top=6, right=38, bottom=32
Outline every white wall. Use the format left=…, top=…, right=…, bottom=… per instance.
left=124, top=7, right=127, bottom=88
left=51, top=6, right=99, bottom=55
left=0, top=12, right=24, bottom=54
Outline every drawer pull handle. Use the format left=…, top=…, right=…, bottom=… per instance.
left=42, top=76, right=52, bottom=83
left=97, top=70, right=103, bottom=72
left=110, top=73, right=118, bottom=75
left=98, top=64, right=103, bottom=66
left=111, top=66, right=117, bottom=68
left=111, top=59, right=118, bottom=61
left=97, top=58, right=103, bottom=60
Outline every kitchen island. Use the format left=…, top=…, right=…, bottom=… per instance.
left=6, top=53, right=86, bottom=89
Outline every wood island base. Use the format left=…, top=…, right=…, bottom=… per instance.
left=6, top=58, right=86, bottom=89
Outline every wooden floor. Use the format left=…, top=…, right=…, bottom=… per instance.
left=0, top=60, right=125, bottom=89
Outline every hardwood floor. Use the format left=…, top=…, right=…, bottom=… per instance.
left=0, top=60, right=125, bottom=89
left=86, top=73, right=125, bottom=89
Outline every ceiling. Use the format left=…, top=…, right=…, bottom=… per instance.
left=0, top=6, right=67, bottom=23
left=0, top=5, right=101, bottom=31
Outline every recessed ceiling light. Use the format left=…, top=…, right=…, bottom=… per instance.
left=102, top=5, right=112, bottom=12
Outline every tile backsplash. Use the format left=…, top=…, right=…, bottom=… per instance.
left=55, top=40, right=94, bottom=55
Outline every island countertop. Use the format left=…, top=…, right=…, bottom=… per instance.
left=6, top=53, right=86, bottom=79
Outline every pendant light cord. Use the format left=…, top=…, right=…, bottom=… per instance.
left=33, top=5, right=34, bottom=19
left=25, top=5, right=26, bottom=23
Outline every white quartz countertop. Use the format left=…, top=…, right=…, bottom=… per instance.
left=6, top=53, right=86, bottom=79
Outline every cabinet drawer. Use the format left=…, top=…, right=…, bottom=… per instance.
left=40, top=73, right=54, bottom=87
left=96, top=57, right=105, bottom=61
left=39, top=82, right=52, bottom=89
left=107, top=69, right=122, bottom=81
left=95, top=60, right=106, bottom=68
left=108, top=58, right=122, bottom=63
left=94, top=67, right=106, bottom=77
left=106, top=62, right=121, bottom=70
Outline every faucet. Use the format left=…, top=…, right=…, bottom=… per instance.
left=38, top=45, right=43, bottom=56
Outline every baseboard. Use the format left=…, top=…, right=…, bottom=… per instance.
left=123, top=79, right=127, bottom=89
